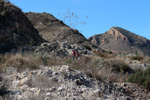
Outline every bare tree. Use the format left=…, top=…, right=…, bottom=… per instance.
left=59, top=8, right=88, bottom=29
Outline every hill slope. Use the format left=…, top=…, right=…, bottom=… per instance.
left=89, top=27, right=150, bottom=56
left=25, top=12, right=94, bottom=47
left=0, top=1, right=44, bottom=53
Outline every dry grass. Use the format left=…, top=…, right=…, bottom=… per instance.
left=0, top=53, right=41, bottom=73
left=0, top=53, right=40, bottom=72
left=130, top=55, right=144, bottom=61
left=0, top=52, right=134, bottom=83
left=141, top=57, right=150, bottom=64
left=60, top=55, right=132, bottom=82
left=0, top=52, right=65, bottom=73
left=93, top=50, right=114, bottom=59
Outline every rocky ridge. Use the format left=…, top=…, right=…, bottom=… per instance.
left=25, top=12, right=95, bottom=48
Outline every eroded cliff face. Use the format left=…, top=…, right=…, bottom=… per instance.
left=107, top=27, right=129, bottom=42
left=89, top=27, right=150, bottom=56
left=89, top=27, right=130, bottom=46
left=0, top=1, right=44, bottom=53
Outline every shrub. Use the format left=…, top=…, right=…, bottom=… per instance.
left=105, top=59, right=133, bottom=74
left=58, top=20, right=64, bottom=24
left=130, top=55, right=144, bottom=61
left=111, top=61, right=131, bottom=74
left=127, top=67, right=150, bottom=90
left=83, top=45, right=92, bottom=51
left=63, top=56, right=126, bottom=82
left=143, top=57, right=150, bottom=64
left=0, top=53, right=40, bottom=72
left=62, top=56, right=101, bottom=79
left=93, top=50, right=114, bottom=58
left=0, top=52, right=66, bottom=73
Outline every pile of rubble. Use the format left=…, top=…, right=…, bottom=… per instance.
left=35, top=41, right=94, bottom=57
left=2, top=65, right=133, bottom=100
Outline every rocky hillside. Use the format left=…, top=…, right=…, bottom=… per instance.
left=89, top=27, right=150, bottom=56
left=0, top=45, right=150, bottom=99
left=1, top=64, right=150, bottom=100
left=1, top=65, right=134, bottom=100
left=0, top=1, right=45, bottom=53
left=35, top=42, right=94, bottom=58
left=25, top=12, right=95, bottom=47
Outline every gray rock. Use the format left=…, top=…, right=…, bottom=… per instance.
left=4, top=65, right=135, bottom=100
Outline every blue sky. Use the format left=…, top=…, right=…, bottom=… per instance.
left=9, top=0, right=150, bottom=39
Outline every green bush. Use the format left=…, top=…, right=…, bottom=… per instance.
left=109, top=60, right=133, bottom=74
left=130, top=55, right=144, bottom=61
left=127, top=67, right=150, bottom=90
left=83, top=45, right=92, bottom=51
left=112, top=63, right=130, bottom=73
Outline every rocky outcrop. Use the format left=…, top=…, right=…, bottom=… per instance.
left=0, top=1, right=45, bottom=53
left=35, top=41, right=94, bottom=58
left=107, top=27, right=129, bottom=42
left=115, top=82, right=150, bottom=100
left=4, top=65, right=133, bottom=100
left=89, top=27, right=150, bottom=56
left=125, top=57, right=150, bottom=70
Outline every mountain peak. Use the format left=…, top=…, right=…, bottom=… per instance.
left=107, top=27, right=129, bottom=42
left=89, top=27, right=150, bottom=56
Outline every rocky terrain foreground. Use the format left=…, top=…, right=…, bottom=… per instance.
left=0, top=41, right=149, bottom=100
left=0, top=56, right=150, bottom=100
left=1, top=65, right=134, bottom=100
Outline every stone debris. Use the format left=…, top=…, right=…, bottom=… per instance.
left=125, top=58, right=150, bottom=70
left=3, top=65, right=132, bottom=100
left=35, top=42, right=94, bottom=57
